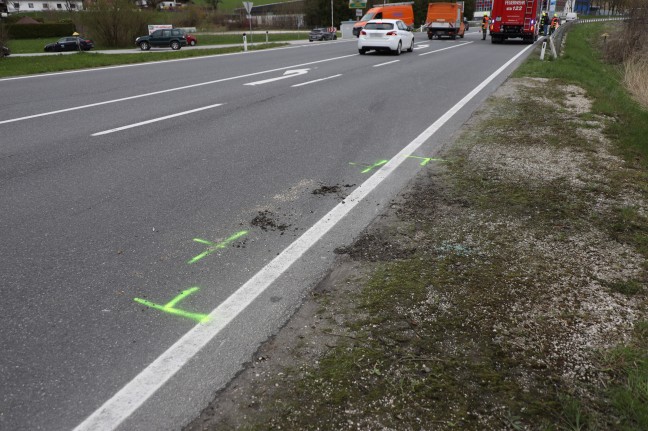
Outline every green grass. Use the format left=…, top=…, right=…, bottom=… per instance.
left=194, top=0, right=296, bottom=12
left=0, top=43, right=286, bottom=77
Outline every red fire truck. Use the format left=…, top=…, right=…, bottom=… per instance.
left=489, top=0, right=541, bottom=44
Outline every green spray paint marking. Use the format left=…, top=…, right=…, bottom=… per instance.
left=134, top=287, right=210, bottom=323
left=188, top=230, right=248, bottom=264
left=407, top=156, right=447, bottom=166
left=349, top=160, right=388, bottom=173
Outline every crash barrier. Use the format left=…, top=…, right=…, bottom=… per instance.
left=576, top=17, right=626, bottom=24
left=545, top=20, right=573, bottom=59
left=542, top=16, right=626, bottom=60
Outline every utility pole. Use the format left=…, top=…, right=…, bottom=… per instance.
left=331, top=0, right=334, bottom=28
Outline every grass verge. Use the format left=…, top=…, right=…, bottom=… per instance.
left=5, top=33, right=306, bottom=53
left=0, top=43, right=286, bottom=78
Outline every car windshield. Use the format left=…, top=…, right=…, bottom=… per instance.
left=311, top=29, right=323, bottom=33
left=360, top=12, right=376, bottom=21
left=364, top=22, right=394, bottom=30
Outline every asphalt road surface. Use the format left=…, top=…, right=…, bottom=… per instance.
left=0, top=31, right=537, bottom=430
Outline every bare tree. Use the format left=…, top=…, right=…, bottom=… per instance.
left=79, top=0, right=152, bottom=47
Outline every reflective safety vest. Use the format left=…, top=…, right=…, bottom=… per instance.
left=482, top=17, right=489, bottom=29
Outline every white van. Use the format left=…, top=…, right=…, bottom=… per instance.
left=565, top=12, right=578, bottom=21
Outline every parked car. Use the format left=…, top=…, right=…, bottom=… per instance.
left=309, top=28, right=337, bottom=42
left=181, top=31, right=197, bottom=46
left=135, top=29, right=188, bottom=51
left=565, top=12, right=578, bottom=21
left=1, top=45, right=9, bottom=57
left=44, top=37, right=94, bottom=52
left=358, top=19, right=415, bottom=55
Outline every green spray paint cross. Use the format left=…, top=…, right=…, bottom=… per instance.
left=350, top=156, right=447, bottom=173
left=407, top=156, right=447, bottom=166
left=134, top=287, right=210, bottom=323
left=188, top=230, right=248, bottom=264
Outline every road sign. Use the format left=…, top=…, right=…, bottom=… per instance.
left=349, top=0, right=366, bottom=8
left=356, top=8, right=363, bottom=16
left=243, top=1, right=253, bottom=13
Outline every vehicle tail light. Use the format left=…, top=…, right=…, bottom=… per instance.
left=360, top=30, right=367, bottom=35
left=386, top=31, right=397, bottom=36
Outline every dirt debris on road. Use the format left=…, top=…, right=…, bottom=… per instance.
left=186, top=77, right=647, bottom=431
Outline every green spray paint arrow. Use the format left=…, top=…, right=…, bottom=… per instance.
left=188, top=230, right=248, bottom=264
left=134, top=287, right=210, bottom=323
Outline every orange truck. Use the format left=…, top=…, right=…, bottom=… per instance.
left=352, top=3, right=415, bottom=37
left=424, top=2, right=465, bottom=40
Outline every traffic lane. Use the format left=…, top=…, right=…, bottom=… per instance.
left=0, top=40, right=358, bottom=120
left=0, top=37, right=487, bottom=185
left=0, top=40, right=535, bottom=429
left=0, top=34, right=476, bottom=127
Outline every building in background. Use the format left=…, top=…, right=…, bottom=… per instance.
left=474, top=0, right=492, bottom=17
left=573, top=0, right=591, bottom=14
left=6, top=0, right=83, bottom=12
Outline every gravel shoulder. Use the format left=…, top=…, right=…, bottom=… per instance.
left=185, top=75, right=648, bottom=430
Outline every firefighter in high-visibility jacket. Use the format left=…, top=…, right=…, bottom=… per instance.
left=540, top=12, right=550, bottom=35
left=550, top=13, right=560, bottom=35
left=481, top=13, right=490, bottom=40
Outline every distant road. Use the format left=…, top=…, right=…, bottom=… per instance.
left=0, top=31, right=535, bottom=430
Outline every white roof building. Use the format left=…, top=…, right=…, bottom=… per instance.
left=6, top=0, right=84, bottom=12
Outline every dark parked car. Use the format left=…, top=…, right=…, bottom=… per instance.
left=44, top=37, right=94, bottom=52
left=1, top=45, right=9, bottom=57
left=309, top=28, right=337, bottom=42
left=136, top=29, right=188, bottom=51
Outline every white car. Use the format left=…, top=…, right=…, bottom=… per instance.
left=358, top=19, right=415, bottom=55
left=565, top=12, right=578, bottom=21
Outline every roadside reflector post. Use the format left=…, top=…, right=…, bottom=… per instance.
left=266, top=30, right=269, bottom=43
left=549, top=35, right=558, bottom=59
left=243, top=33, right=247, bottom=51
left=540, top=40, right=547, bottom=60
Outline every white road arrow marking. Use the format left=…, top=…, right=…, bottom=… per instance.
left=244, top=69, right=310, bottom=86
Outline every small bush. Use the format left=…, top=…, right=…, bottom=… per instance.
left=170, top=5, right=207, bottom=28
left=78, top=0, right=153, bottom=48
left=604, top=0, right=648, bottom=63
left=0, top=23, right=8, bottom=60
left=624, top=54, right=648, bottom=109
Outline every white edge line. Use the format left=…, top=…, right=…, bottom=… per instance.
left=290, top=74, right=342, bottom=87
left=91, top=103, right=223, bottom=136
left=373, top=60, right=400, bottom=68
left=0, top=53, right=357, bottom=126
left=72, top=42, right=535, bottom=431
left=418, top=41, right=472, bottom=56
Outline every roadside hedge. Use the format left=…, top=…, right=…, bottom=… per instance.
left=7, top=23, right=76, bottom=39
